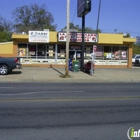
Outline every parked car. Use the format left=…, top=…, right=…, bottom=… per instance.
left=134, top=56, right=140, bottom=66
left=132, top=54, right=140, bottom=65
left=0, top=57, right=22, bottom=75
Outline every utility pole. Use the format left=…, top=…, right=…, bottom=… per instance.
left=65, top=0, right=70, bottom=76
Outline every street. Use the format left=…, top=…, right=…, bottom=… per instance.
left=0, top=82, right=140, bottom=140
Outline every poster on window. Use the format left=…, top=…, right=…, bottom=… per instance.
left=29, top=47, right=35, bottom=55
left=29, top=51, right=35, bottom=55
left=121, top=51, right=126, bottom=58
left=106, top=53, right=112, bottom=58
left=114, top=51, right=120, bottom=59
left=77, top=53, right=81, bottom=58
left=95, top=46, right=103, bottom=57
left=19, top=48, right=26, bottom=57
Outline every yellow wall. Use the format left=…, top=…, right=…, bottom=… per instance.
left=0, top=42, right=13, bottom=54
left=98, top=33, right=123, bottom=44
left=49, top=32, right=57, bottom=42
left=123, top=37, right=136, bottom=44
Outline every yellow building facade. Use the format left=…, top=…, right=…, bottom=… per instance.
left=0, top=31, right=136, bottom=68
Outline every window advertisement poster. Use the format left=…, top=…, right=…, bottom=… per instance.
left=19, top=48, right=26, bottom=57
left=29, top=46, right=36, bottom=56
left=114, top=51, right=120, bottom=59
left=29, top=30, right=49, bottom=43
left=106, top=53, right=112, bottom=58
left=121, top=51, right=126, bottom=58
left=93, top=45, right=97, bottom=52
left=58, top=32, right=97, bottom=42
left=77, top=53, right=81, bottom=58
left=95, top=46, right=103, bottom=57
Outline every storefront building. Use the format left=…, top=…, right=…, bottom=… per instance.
left=0, top=30, right=136, bottom=68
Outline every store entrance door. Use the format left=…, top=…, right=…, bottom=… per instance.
left=69, top=50, right=81, bottom=60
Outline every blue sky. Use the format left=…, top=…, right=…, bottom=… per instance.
left=0, top=0, right=140, bottom=38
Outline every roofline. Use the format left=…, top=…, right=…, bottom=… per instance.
left=0, top=42, right=13, bottom=44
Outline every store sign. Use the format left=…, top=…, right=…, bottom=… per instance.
left=58, top=32, right=97, bottom=42
left=77, top=0, right=91, bottom=17
left=29, top=31, right=49, bottom=43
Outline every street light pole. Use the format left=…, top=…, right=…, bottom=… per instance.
left=65, top=0, right=70, bottom=76
left=90, top=0, right=101, bottom=75
left=96, top=0, right=101, bottom=34
left=81, top=15, right=85, bottom=71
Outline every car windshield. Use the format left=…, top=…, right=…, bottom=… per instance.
left=132, top=55, right=136, bottom=58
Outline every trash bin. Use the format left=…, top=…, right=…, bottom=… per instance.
left=72, top=60, right=79, bottom=72
left=69, top=59, right=72, bottom=71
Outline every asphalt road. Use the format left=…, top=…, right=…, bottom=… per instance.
left=0, top=82, right=140, bottom=140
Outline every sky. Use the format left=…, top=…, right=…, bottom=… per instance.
left=0, top=0, right=140, bottom=38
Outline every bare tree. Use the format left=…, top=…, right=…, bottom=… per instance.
left=0, top=15, right=13, bottom=32
left=62, top=22, right=102, bottom=33
left=12, top=3, right=57, bottom=33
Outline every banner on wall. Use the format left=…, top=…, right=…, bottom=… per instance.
left=58, top=32, right=97, bottom=42
left=29, top=30, right=49, bottom=43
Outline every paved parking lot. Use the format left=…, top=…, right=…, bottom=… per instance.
left=0, top=66, right=140, bottom=83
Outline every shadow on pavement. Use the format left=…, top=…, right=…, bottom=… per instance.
left=51, top=67, right=64, bottom=76
left=10, top=71, right=22, bottom=75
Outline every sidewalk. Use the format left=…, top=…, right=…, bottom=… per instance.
left=0, top=67, right=140, bottom=83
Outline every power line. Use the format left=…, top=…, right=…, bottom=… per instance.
left=101, top=28, right=140, bottom=34
left=71, top=7, right=77, bottom=23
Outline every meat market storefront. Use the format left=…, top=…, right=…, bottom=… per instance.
left=11, top=30, right=136, bottom=68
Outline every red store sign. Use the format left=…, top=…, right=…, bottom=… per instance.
left=58, top=32, right=97, bottom=42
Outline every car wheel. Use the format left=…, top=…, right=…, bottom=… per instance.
left=0, top=65, right=9, bottom=75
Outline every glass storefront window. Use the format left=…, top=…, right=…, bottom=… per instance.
left=70, top=45, right=81, bottom=60
left=47, top=45, right=55, bottom=59
left=112, top=46, right=120, bottom=60
left=96, top=46, right=104, bottom=60
left=85, top=46, right=92, bottom=59
left=120, top=47, right=127, bottom=60
left=37, top=44, right=46, bottom=59
left=104, top=46, right=111, bottom=60
left=17, top=43, right=128, bottom=65
left=28, top=44, right=36, bottom=58
left=18, top=43, right=27, bottom=57
left=58, top=45, right=66, bottom=59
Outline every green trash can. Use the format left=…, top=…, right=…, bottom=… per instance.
left=72, top=61, right=79, bottom=72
